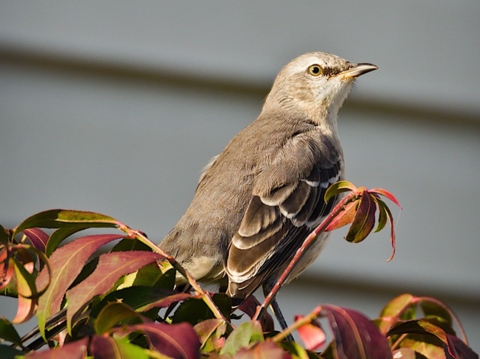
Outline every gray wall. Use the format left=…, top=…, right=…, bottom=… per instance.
left=1, top=1, right=479, bottom=352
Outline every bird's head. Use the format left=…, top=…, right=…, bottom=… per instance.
left=263, top=52, right=377, bottom=128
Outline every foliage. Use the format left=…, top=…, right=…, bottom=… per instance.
left=0, top=182, right=477, bottom=358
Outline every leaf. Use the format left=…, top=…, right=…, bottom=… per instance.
left=238, top=295, right=275, bottom=333
left=391, top=348, right=428, bottom=359
left=0, top=318, right=22, bottom=346
left=12, top=257, right=37, bottom=323
left=24, top=337, right=88, bottom=359
left=370, top=188, right=402, bottom=208
left=115, top=322, right=201, bottom=359
left=14, top=209, right=119, bottom=235
left=45, top=227, right=86, bottom=257
left=90, top=335, right=150, bottom=359
left=322, top=305, right=391, bottom=359
left=23, top=228, right=49, bottom=252
left=220, top=321, right=264, bottom=356
left=172, top=293, right=231, bottom=326
left=94, top=302, right=145, bottom=334
left=66, top=251, right=163, bottom=331
left=446, top=334, right=479, bottom=359
left=0, top=344, right=25, bottom=359
left=36, top=234, right=125, bottom=338
left=324, top=180, right=357, bottom=202
left=193, top=318, right=226, bottom=352
left=345, top=192, right=376, bottom=243
left=325, top=200, right=357, bottom=231
left=376, top=293, right=415, bottom=334
left=0, top=252, right=15, bottom=291
left=234, top=340, right=290, bottom=359
left=91, top=286, right=194, bottom=318
left=295, top=314, right=325, bottom=351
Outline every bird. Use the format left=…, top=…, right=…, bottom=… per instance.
left=160, top=52, right=377, bottom=328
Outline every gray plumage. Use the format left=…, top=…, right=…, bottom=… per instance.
left=160, top=52, right=377, bottom=303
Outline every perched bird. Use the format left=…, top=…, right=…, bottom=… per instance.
left=160, top=52, right=377, bottom=326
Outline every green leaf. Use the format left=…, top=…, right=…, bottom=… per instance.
left=94, top=302, right=144, bottom=334
left=14, top=209, right=119, bottom=235
left=0, top=318, right=22, bottom=346
left=66, top=251, right=163, bottom=332
left=324, top=180, right=357, bottom=203
left=0, top=344, right=25, bottom=359
left=172, top=293, right=231, bottom=326
left=91, top=286, right=194, bottom=318
left=418, top=297, right=453, bottom=328
left=220, top=321, right=264, bottom=356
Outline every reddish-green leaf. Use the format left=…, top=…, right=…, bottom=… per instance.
left=345, top=192, right=376, bottom=243
left=90, top=335, right=150, bottom=359
left=115, top=322, right=201, bottom=359
left=376, top=293, right=415, bottom=334
left=36, top=234, right=125, bottom=338
left=322, top=305, right=391, bottom=359
left=24, top=337, right=88, bottom=359
left=295, top=314, right=326, bottom=351
left=235, top=340, right=290, bottom=359
left=45, top=227, right=87, bottom=257
left=194, top=318, right=226, bottom=352
left=14, top=209, right=119, bottom=235
left=11, top=257, right=37, bottom=323
left=220, top=321, right=264, bottom=356
left=66, top=251, right=162, bottom=331
left=325, top=200, right=357, bottom=231
left=0, top=251, right=14, bottom=291
left=23, top=228, right=49, bottom=252
left=391, top=348, right=428, bottom=359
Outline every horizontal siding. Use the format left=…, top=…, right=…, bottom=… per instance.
left=1, top=1, right=479, bottom=351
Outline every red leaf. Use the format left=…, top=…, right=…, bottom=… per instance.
left=66, top=251, right=162, bottom=330
left=238, top=295, right=275, bottom=333
left=117, top=322, right=201, bottom=359
left=323, top=305, right=391, bottom=359
left=24, top=337, right=88, bottom=359
left=370, top=188, right=402, bottom=209
left=295, top=314, right=326, bottom=351
left=23, top=228, right=49, bottom=252
left=36, top=234, right=125, bottom=338
left=446, top=334, right=479, bottom=359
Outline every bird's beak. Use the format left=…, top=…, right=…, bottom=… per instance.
left=340, top=63, right=378, bottom=79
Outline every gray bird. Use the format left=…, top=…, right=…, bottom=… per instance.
left=160, top=52, right=377, bottom=327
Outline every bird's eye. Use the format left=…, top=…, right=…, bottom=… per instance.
left=307, top=64, right=323, bottom=76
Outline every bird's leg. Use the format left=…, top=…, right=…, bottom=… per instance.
left=263, top=285, right=294, bottom=341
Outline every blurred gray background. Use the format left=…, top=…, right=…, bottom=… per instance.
left=1, top=1, right=479, bottom=352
